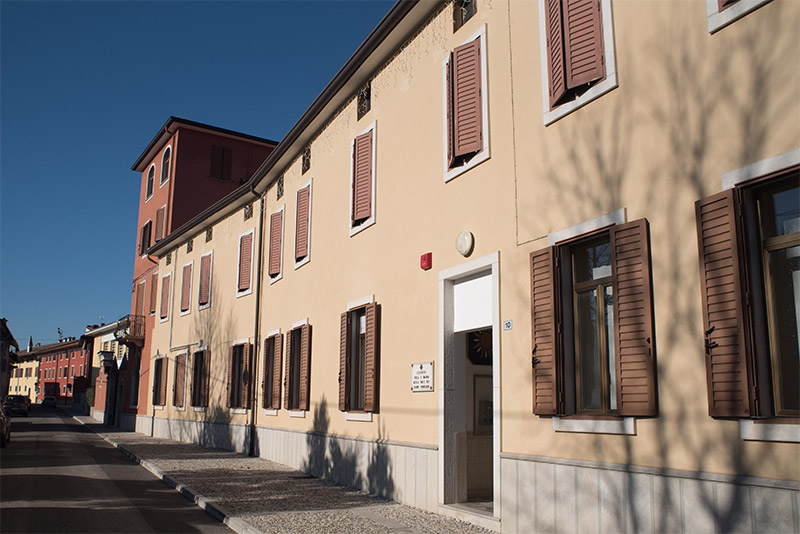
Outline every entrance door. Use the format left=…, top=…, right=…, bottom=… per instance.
left=439, top=253, right=500, bottom=518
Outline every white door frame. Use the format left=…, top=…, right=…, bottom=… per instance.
left=438, top=251, right=501, bottom=518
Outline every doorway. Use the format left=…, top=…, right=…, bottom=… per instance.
left=439, top=252, right=500, bottom=519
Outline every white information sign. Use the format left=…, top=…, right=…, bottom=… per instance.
left=411, top=361, right=434, bottom=392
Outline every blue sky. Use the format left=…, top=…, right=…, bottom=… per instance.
left=0, top=0, right=395, bottom=347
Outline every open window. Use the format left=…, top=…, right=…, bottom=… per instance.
left=339, top=302, right=380, bottom=414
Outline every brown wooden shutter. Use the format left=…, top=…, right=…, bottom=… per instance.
left=202, top=350, right=210, bottom=406
left=284, top=332, right=292, bottom=410
left=563, top=0, right=605, bottom=88
left=352, top=130, right=373, bottom=223
left=544, top=0, right=567, bottom=108
left=610, top=219, right=657, bottom=417
left=174, top=354, right=186, bottom=408
left=339, top=312, right=350, bottom=411
left=530, top=246, right=561, bottom=415
left=150, top=273, right=158, bottom=314
left=446, top=52, right=455, bottom=168
left=135, top=282, right=145, bottom=316
left=180, top=264, right=192, bottom=312
left=160, top=358, right=168, bottom=406
left=199, top=255, right=211, bottom=306
left=226, top=346, right=234, bottom=408
left=696, top=190, right=752, bottom=418
left=242, top=343, right=252, bottom=409
left=222, top=147, right=232, bottom=180
left=160, top=276, right=170, bottom=319
left=364, top=303, right=379, bottom=413
left=211, top=145, right=224, bottom=178
left=152, top=359, right=160, bottom=405
left=189, top=352, right=195, bottom=406
left=452, top=37, right=483, bottom=158
left=272, top=334, right=282, bottom=410
left=268, top=211, right=283, bottom=277
left=262, top=339, right=270, bottom=409
left=295, top=186, right=310, bottom=261
left=299, top=325, right=311, bottom=411
left=155, top=207, right=165, bottom=242
left=239, top=233, right=252, bottom=291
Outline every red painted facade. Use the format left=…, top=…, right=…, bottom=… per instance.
left=32, top=339, right=91, bottom=402
left=123, top=118, right=277, bottom=421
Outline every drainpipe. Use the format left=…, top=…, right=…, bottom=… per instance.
left=248, top=185, right=265, bottom=457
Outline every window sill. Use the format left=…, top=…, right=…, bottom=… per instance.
left=236, top=287, right=253, bottom=298
left=289, top=410, right=306, bottom=418
left=740, top=419, right=800, bottom=443
left=230, top=408, right=247, bottom=414
left=192, top=406, right=205, bottom=412
left=198, top=303, right=211, bottom=311
left=444, top=150, right=490, bottom=184
left=345, top=411, right=373, bottom=422
left=294, top=256, right=310, bottom=271
left=180, top=309, right=191, bottom=317
left=268, top=273, right=282, bottom=285
left=154, top=405, right=164, bottom=410
left=175, top=406, right=185, bottom=412
left=349, top=217, right=375, bottom=238
left=552, top=416, right=635, bottom=435
left=706, top=0, right=772, bottom=33
left=263, top=408, right=278, bottom=416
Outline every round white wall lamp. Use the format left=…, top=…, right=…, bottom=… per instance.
left=456, top=230, right=474, bottom=257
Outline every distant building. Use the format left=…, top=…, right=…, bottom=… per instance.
left=84, top=320, right=129, bottom=425
left=31, top=338, right=90, bottom=403
left=0, top=318, right=19, bottom=397
left=7, top=350, right=38, bottom=401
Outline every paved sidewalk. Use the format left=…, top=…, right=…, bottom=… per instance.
left=73, top=415, right=493, bottom=534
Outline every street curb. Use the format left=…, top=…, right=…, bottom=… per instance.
left=72, top=415, right=264, bottom=534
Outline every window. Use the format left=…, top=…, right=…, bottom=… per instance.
left=198, top=253, right=212, bottom=309
left=696, top=166, right=799, bottom=418
left=150, top=273, right=158, bottom=314
left=146, top=165, right=155, bottom=199
left=79, top=364, right=83, bottom=377
left=443, top=28, right=489, bottom=181
left=453, top=0, right=476, bottom=32
left=135, top=280, right=146, bottom=316
left=262, top=333, right=283, bottom=410
left=206, top=227, right=213, bottom=242
left=237, top=231, right=254, bottom=295
left=160, top=274, right=171, bottom=321
left=227, top=343, right=251, bottom=409
left=531, top=218, right=657, bottom=417
left=706, top=0, right=771, bottom=33
left=154, top=206, right=166, bottom=242
left=357, top=83, right=371, bottom=120
left=339, top=302, right=380, bottom=413
left=350, top=125, right=376, bottom=235
left=130, top=351, right=140, bottom=407
left=538, top=0, right=617, bottom=125
left=180, top=262, right=193, bottom=315
left=191, top=350, right=210, bottom=408
left=139, top=221, right=152, bottom=256
left=210, top=145, right=232, bottom=180
left=295, top=182, right=312, bottom=267
left=268, top=207, right=284, bottom=282
left=173, top=353, right=186, bottom=408
left=284, top=323, right=311, bottom=411
left=277, top=175, right=284, bottom=200
left=160, top=146, right=171, bottom=185
left=302, top=147, right=311, bottom=174
left=152, top=357, right=167, bottom=407
left=70, top=365, right=74, bottom=378
left=244, top=203, right=253, bottom=221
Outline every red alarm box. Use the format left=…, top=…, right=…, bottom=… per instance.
left=420, top=252, right=432, bottom=270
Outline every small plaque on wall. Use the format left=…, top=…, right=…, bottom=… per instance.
left=411, top=361, right=434, bottom=392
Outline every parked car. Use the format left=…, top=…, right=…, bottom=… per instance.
left=3, top=395, right=29, bottom=416
left=0, top=406, right=10, bottom=447
left=42, top=396, right=57, bottom=409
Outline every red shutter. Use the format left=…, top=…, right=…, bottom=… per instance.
left=155, top=207, right=166, bottom=242
left=180, top=264, right=192, bottom=312
left=611, top=219, right=657, bottom=417
left=696, top=190, right=752, bottom=418
left=239, top=233, right=252, bottom=291
left=284, top=332, right=292, bottom=410
left=299, top=325, right=311, bottom=411
left=160, top=276, right=170, bottom=319
left=452, top=37, right=483, bottom=158
left=202, top=350, right=210, bottom=406
left=150, top=273, right=158, bottom=314
left=174, top=354, right=186, bottom=408
left=352, top=130, right=373, bottom=223
left=226, top=346, right=234, bottom=408
left=544, top=0, right=567, bottom=108
left=268, top=212, right=283, bottom=277
left=199, top=255, right=211, bottom=306
left=446, top=52, right=455, bottom=168
left=135, top=282, right=145, bottom=316
left=530, top=247, right=561, bottom=415
left=563, top=0, right=605, bottom=88
left=339, top=313, right=350, bottom=411
left=242, top=343, right=252, bottom=409
left=272, top=334, right=282, bottom=410
left=295, top=186, right=311, bottom=261
left=363, top=303, right=379, bottom=413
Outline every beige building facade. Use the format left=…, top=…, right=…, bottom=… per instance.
left=8, top=351, right=38, bottom=401
left=145, top=1, right=799, bottom=531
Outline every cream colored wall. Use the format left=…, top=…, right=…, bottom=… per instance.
left=150, top=203, right=258, bottom=428
left=9, top=359, right=38, bottom=399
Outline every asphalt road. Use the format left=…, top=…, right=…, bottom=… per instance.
left=0, top=406, right=231, bottom=533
